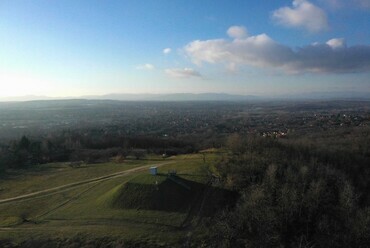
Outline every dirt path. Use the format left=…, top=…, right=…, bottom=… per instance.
left=0, top=161, right=173, bottom=205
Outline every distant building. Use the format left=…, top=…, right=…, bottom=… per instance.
left=150, top=166, right=157, bottom=175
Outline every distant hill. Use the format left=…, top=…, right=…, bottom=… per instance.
left=86, top=93, right=261, bottom=101
left=0, top=93, right=260, bottom=102
left=1, top=91, right=369, bottom=102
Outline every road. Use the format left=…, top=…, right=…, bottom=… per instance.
left=0, top=161, right=173, bottom=205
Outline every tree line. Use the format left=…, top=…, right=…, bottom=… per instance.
left=0, top=130, right=197, bottom=172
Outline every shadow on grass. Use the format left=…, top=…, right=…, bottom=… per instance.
left=111, top=175, right=237, bottom=216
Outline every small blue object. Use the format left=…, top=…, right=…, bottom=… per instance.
left=150, top=166, right=157, bottom=175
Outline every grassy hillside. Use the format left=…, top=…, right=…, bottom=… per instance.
left=0, top=152, right=234, bottom=247
left=0, top=161, right=147, bottom=199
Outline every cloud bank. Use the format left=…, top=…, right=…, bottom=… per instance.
left=184, top=28, right=370, bottom=74
left=165, top=68, right=201, bottom=78
left=272, top=0, right=329, bottom=32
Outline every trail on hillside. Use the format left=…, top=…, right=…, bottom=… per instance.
left=0, top=161, right=173, bottom=205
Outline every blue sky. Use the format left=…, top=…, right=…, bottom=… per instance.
left=0, top=0, right=369, bottom=97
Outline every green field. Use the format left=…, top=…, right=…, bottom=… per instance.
left=0, top=153, right=227, bottom=247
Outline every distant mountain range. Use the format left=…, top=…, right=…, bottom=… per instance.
left=0, top=93, right=260, bottom=102
left=84, top=93, right=261, bottom=101
left=0, top=92, right=369, bottom=102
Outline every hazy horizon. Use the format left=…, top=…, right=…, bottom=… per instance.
left=1, top=91, right=370, bottom=103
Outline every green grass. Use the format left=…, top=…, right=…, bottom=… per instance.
left=0, top=183, right=96, bottom=227
left=0, top=160, right=152, bottom=199
left=0, top=152, right=232, bottom=246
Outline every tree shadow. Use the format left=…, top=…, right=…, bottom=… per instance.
left=111, top=175, right=237, bottom=216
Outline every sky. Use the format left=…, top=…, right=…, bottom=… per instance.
left=0, top=0, right=369, bottom=97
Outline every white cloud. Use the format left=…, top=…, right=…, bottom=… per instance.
left=272, top=0, right=329, bottom=32
left=227, top=26, right=248, bottom=39
left=185, top=34, right=292, bottom=68
left=184, top=28, right=370, bottom=74
left=164, top=68, right=202, bottom=78
left=136, top=64, right=155, bottom=70
left=326, top=38, right=346, bottom=49
left=163, top=48, right=172, bottom=54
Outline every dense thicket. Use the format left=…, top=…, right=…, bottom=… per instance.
left=205, top=135, right=370, bottom=248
